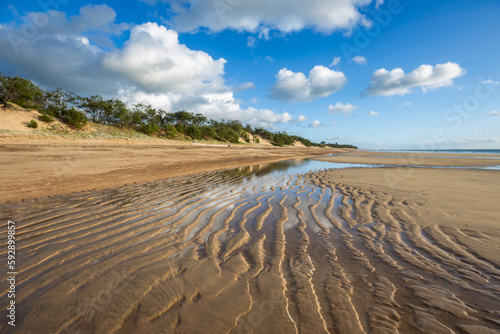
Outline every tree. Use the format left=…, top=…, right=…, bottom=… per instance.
left=172, top=110, right=193, bottom=125
left=80, top=95, right=105, bottom=122
left=0, top=74, right=44, bottom=108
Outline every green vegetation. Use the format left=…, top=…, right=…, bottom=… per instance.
left=27, top=120, right=38, bottom=128
left=39, top=113, right=54, bottom=123
left=0, top=73, right=357, bottom=148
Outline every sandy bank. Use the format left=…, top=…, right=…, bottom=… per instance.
left=309, top=166, right=500, bottom=262
left=0, top=136, right=342, bottom=203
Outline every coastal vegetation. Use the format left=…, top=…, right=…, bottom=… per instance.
left=0, top=74, right=357, bottom=148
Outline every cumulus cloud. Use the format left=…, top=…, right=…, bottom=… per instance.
left=269, top=66, right=346, bottom=102
left=0, top=4, right=128, bottom=95
left=369, top=110, right=379, bottom=116
left=488, top=111, right=500, bottom=116
left=362, top=62, right=466, bottom=97
left=103, top=23, right=227, bottom=95
left=328, top=102, right=358, bottom=116
left=161, top=0, right=374, bottom=34
left=309, top=120, right=324, bottom=128
left=297, top=115, right=309, bottom=122
left=352, top=55, right=367, bottom=65
left=0, top=8, right=296, bottom=127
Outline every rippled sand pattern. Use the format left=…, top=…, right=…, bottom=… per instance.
left=1, top=163, right=499, bottom=333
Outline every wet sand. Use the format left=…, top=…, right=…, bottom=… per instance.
left=0, top=136, right=344, bottom=203
left=1, top=152, right=499, bottom=333
left=318, top=150, right=500, bottom=167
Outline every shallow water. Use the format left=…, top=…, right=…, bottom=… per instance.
left=1, top=159, right=499, bottom=333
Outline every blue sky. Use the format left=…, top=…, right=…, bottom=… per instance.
left=1, top=0, right=499, bottom=149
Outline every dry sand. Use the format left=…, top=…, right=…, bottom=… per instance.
left=1, top=132, right=499, bottom=333
left=0, top=136, right=343, bottom=203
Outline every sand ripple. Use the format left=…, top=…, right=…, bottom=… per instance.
left=0, top=166, right=499, bottom=333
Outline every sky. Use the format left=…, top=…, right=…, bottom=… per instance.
left=0, top=0, right=499, bottom=149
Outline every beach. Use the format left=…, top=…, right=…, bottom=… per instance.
left=1, top=146, right=499, bottom=333
left=0, top=136, right=343, bottom=203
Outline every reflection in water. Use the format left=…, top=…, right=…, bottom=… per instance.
left=223, top=159, right=378, bottom=179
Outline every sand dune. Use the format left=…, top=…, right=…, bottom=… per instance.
left=1, top=157, right=499, bottom=333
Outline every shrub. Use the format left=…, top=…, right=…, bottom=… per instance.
left=39, top=113, right=54, bottom=123
left=60, top=107, right=87, bottom=129
left=186, top=125, right=202, bottom=140
left=200, top=126, right=217, bottom=140
left=162, top=124, right=177, bottom=138
left=38, top=105, right=60, bottom=117
left=141, top=123, right=159, bottom=135
left=27, top=120, right=38, bottom=128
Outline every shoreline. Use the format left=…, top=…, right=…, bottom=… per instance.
left=0, top=136, right=347, bottom=203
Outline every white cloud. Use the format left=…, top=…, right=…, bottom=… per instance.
left=375, top=0, right=385, bottom=9
left=331, top=121, right=337, bottom=125
left=330, top=57, right=341, bottom=67
left=369, top=110, right=379, bottom=116
left=247, top=36, right=257, bottom=47
left=103, top=23, right=227, bottom=95
left=269, top=66, right=346, bottom=102
left=328, top=102, right=358, bottom=116
left=488, top=111, right=500, bottom=116
left=0, top=9, right=296, bottom=127
left=352, top=55, right=367, bottom=65
left=481, top=79, right=499, bottom=85
left=297, top=115, right=309, bottom=122
left=161, top=0, right=375, bottom=34
left=0, top=4, right=127, bottom=95
left=397, top=102, right=411, bottom=107
left=309, top=120, right=324, bottom=128
left=247, top=27, right=272, bottom=47
left=362, top=62, right=466, bottom=96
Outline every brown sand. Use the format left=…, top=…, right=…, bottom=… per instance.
left=318, top=151, right=500, bottom=167
left=1, top=128, right=500, bottom=334
left=0, top=136, right=342, bottom=203
left=0, top=153, right=499, bottom=333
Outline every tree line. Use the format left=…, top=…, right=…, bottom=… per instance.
left=0, top=74, right=357, bottom=148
